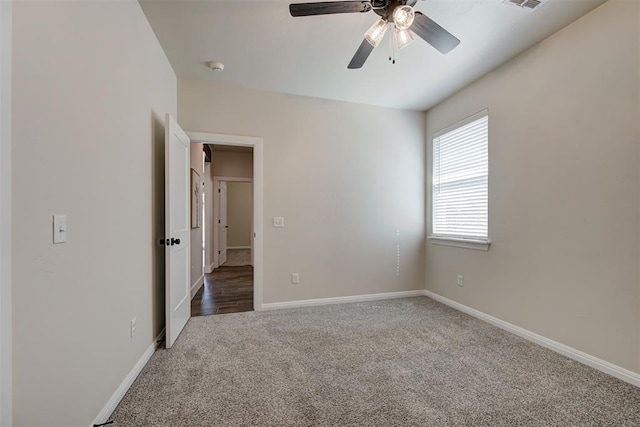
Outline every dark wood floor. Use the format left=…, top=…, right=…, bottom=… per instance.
left=191, top=265, right=254, bottom=316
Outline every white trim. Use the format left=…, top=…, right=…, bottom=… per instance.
left=261, top=290, right=427, bottom=311
left=424, top=290, right=640, bottom=388
left=204, top=263, right=214, bottom=274
left=187, top=132, right=260, bottom=147
left=212, top=176, right=253, bottom=182
left=428, top=236, right=491, bottom=251
left=91, top=328, right=165, bottom=426
left=188, top=131, right=263, bottom=310
left=190, top=275, right=204, bottom=299
left=0, top=1, right=12, bottom=424
left=227, top=246, right=251, bottom=250
left=251, top=140, right=263, bottom=293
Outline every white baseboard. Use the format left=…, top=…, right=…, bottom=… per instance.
left=424, top=290, right=640, bottom=388
left=91, top=328, right=165, bottom=426
left=204, top=263, right=214, bottom=274
left=190, top=275, right=204, bottom=300
left=260, top=290, right=426, bottom=311
left=227, top=246, right=251, bottom=250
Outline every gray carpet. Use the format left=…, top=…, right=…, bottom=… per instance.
left=110, top=297, right=640, bottom=426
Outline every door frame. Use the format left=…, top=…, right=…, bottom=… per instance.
left=187, top=132, right=264, bottom=311
left=212, top=176, right=253, bottom=269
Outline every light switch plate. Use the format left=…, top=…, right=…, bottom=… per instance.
left=273, top=217, right=285, bottom=228
left=53, top=215, right=67, bottom=244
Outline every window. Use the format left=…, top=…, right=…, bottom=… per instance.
left=430, top=110, right=489, bottom=250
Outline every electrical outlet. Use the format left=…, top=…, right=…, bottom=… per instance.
left=292, top=273, right=300, bottom=284
left=131, top=317, right=137, bottom=338
left=457, top=275, right=464, bottom=287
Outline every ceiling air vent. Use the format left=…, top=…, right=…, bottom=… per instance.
left=504, top=0, right=544, bottom=10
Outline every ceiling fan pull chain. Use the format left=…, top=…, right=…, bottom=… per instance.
left=389, top=24, right=396, bottom=64
left=388, top=25, right=392, bottom=62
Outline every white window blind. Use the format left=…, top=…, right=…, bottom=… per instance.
left=433, top=111, right=488, bottom=241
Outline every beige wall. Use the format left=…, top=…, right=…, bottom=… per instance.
left=12, top=1, right=177, bottom=425
left=226, top=181, right=252, bottom=247
left=425, top=0, right=640, bottom=373
left=212, top=150, right=253, bottom=179
left=179, top=80, right=425, bottom=303
left=190, top=143, right=203, bottom=290
left=0, top=1, right=12, bottom=424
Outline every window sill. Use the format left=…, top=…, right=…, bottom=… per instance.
left=428, top=236, right=491, bottom=251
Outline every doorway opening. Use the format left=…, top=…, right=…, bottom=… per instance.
left=192, top=143, right=256, bottom=316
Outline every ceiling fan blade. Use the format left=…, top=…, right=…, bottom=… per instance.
left=410, top=12, right=460, bottom=54
left=347, top=39, right=375, bottom=69
left=290, top=1, right=372, bottom=17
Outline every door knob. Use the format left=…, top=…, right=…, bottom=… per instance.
left=171, top=238, right=181, bottom=245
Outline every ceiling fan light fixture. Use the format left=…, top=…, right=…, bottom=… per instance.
left=364, top=18, right=388, bottom=47
left=395, top=27, right=415, bottom=50
left=393, top=5, right=415, bottom=30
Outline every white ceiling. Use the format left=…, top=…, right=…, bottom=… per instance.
left=140, top=0, right=606, bottom=111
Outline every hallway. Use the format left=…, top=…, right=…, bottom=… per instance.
left=191, top=264, right=253, bottom=316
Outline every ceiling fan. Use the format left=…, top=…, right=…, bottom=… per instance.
left=289, top=0, right=460, bottom=69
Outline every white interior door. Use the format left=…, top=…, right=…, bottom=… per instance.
left=218, top=181, right=228, bottom=265
left=165, top=114, right=191, bottom=348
